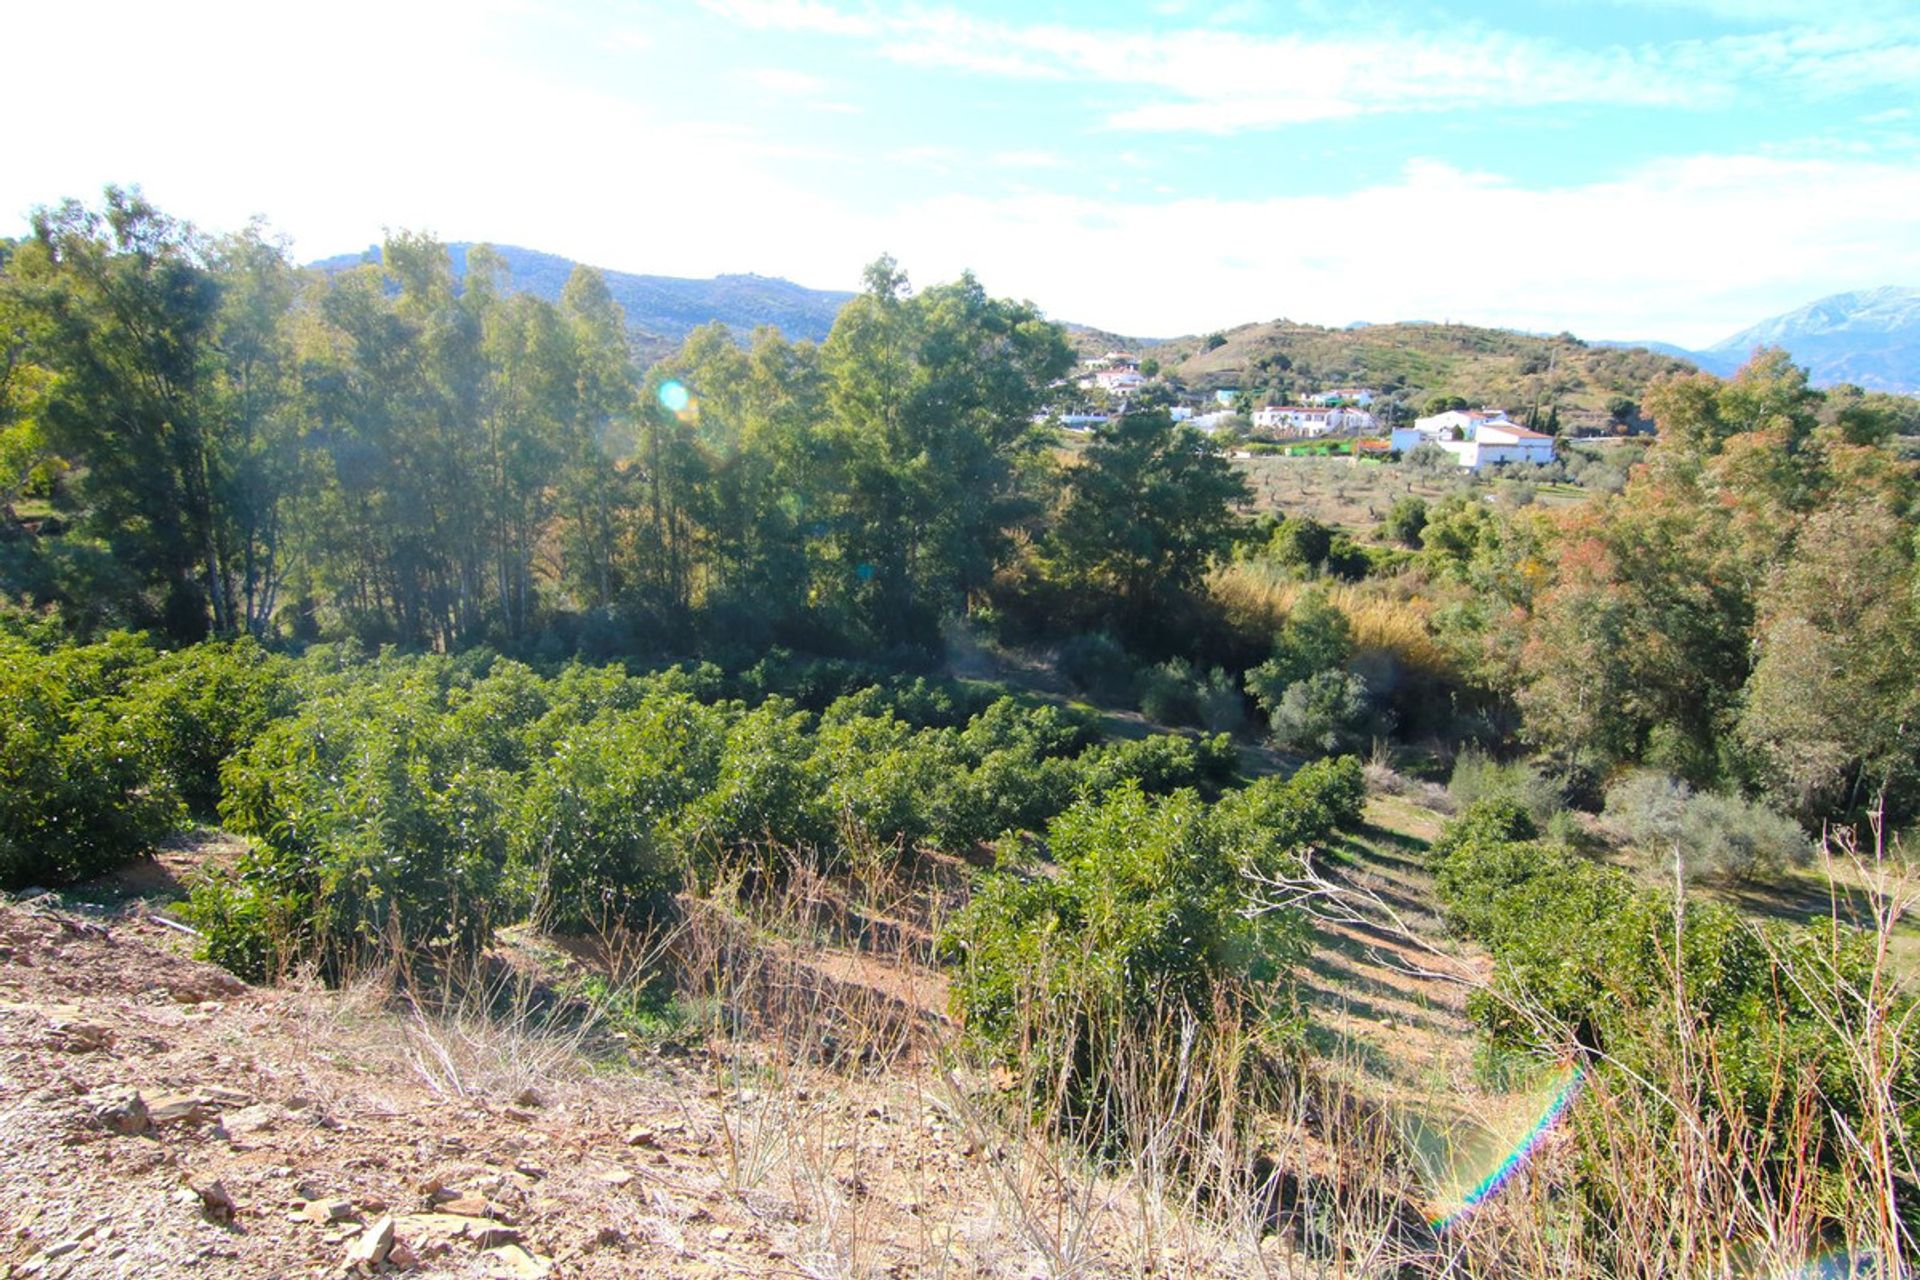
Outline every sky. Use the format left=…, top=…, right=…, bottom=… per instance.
left=5, top=0, right=1919, bottom=346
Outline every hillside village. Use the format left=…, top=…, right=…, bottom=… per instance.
left=1049, top=349, right=1579, bottom=472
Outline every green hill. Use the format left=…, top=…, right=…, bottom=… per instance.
left=1144, top=319, right=1698, bottom=430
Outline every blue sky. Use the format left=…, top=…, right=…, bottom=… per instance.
left=5, top=0, right=1918, bottom=345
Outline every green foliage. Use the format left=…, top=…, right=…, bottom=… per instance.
left=0, top=634, right=184, bottom=886
left=1447, top=748, right=1565, bottom=825
left=1602, top=771, right=1812, bottom=884
left=1076, top=732, right=1239, bottom=801
left=1427, top=799, right=1919, bottom=1191
left=1244, top=589, right=1352, bottom=698
left=1381, top=495, right=1428, bottom=547
left=1054, top=630, right=1138, bottom=702
left=1263, top=670, right=1382, bottom=755
left=1045, top=408, right=1250, bottom=640
left=943, top=784, right=1306, bottom=1131
left=115, top=639, right=294, bottom=814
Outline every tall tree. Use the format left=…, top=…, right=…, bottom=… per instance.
left=1046, top=408, right=1249, bottom=638
left=23, top=189, right=230, bottom=636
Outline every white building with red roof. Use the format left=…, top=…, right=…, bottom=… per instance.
left=1393, top=408, right=1555, bottom=470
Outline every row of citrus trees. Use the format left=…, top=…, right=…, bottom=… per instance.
left=3, top=624, right=1388, bottom=1176
left=1429, top=799, right=1920, bottom=1266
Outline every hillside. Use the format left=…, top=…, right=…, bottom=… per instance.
left=311, top=243, right=855, bottom=361
left=1145, top=319, right=1696, bottom=429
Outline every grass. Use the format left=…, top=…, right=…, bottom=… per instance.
left=1230, top=454, right=1592, bottom=532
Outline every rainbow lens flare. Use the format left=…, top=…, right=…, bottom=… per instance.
left=658, top=379, right=692, bottom=415
left=1413, top=1059, right=1582, bottom=1232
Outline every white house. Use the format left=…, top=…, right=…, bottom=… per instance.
left=1309, top=387, right=1377, bottom=407
left=1391, top=408, right=1555, bottom=471
left=1093, top=367, right=1146, bottom=395
left=1253, top=405, right=1377, bottom=436
left=1470, top=423, right=1557, bottom=466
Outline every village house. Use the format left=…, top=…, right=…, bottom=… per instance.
left=1252, top=404, right=1377, bottom=436
left=1308, top=387, right=1377, bottom=407
left=1391, top=408, right=1556, bottom=470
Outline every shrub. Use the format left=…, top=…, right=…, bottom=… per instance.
left=116, top=639, right=295, bottom=814
left=1448, top=748, right=1565, bottom=824
left=0, top=635, right=182, bottom=887
left=1056, top=631, right=1137, bottom=703
left=1137, top=659, right=1202, bottom=726
left=1265, top=670, right=1384, bottom=755
left=1076, top=732, right=1237, bottom=800
left=1244, top=589, right=1352, bottom=705
left=1603, top=771, right=1812, bottom=883
left=943, top=784, right=1307, bottom=1134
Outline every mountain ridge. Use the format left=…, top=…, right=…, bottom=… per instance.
left=310, top=242, right=856, bottom=359
left=309, top=242, right=1917, bottom=394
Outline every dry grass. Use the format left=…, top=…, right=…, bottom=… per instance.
left=1210, top=560, right=1454, bottom=677
left=237, top=799, right=1919, bottom=1280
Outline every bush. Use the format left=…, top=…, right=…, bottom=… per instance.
left=116, top=639, right=295, bottom=814
left=1076, top=732, right=1237, bottom=800
left=1265, top=670, right=1384, bottom=755
left=1137, top=659, right=1202, bottom=725
left=1056, top=631, right=1137, bottom=702
left=0, top=635, right=183, bottom=887
left=1603, top=771, right=1812, bottom=883
left=942, top=784, right=1307, bottom=1134
left=1448, top=748, right=1565, bottom=824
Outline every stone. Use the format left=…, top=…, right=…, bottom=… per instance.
left=195, top=1180, right=238, bottom=1224
left=85, top=1088, right=149, bottom=1135
left=223, top=1104, right=283, bottom=1136
left=303, top=1198, right=357, bottom=1224
left=594, top=1167, right=634, bottom=1188
left=397, top=1213, right=519, bottom=1246
left=482, top=1243, right=553, bottom=1279
left=52, top=1021, right=112, bottom=1053
left=146, top=1093, right=212, bottom=1127
left=343, top=1216, right=394, bottom=1272
left=622, top=1126, right=657, bottom=1148
left=436, top=1194, right=497, bottom=1219
left=468, top=1222, right=523, bottom=1249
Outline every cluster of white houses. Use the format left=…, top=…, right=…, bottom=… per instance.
left=1061, top=354, right=1557, bottom=473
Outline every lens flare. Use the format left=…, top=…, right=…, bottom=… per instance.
left=1414, top=1060, right=1581, bottom=1232
left=657, top=380, right=691, bottom=414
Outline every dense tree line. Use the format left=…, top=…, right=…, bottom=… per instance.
left=7, top=191, right=1216, bottom=659
left=1413, top=350, right=1919, bottom=825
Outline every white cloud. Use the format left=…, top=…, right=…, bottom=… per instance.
left=701, top=1, right=1920, bottom=133
left=738, top=67, right=832, bottom=95
left=5, top=0, right=1914, bottom=352
left=862, top=153, right=1920, bottom=345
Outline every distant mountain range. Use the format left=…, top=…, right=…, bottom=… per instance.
left=310, top=243, right=1917, bottom=394
left=1605, top=286, right=1920, bottom=393
left=310, top=243, right=854, bottom=360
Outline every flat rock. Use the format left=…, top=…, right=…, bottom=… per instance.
left=397, top=1212, right=522, bottom=1247
left=436, top=1194, right=495, bottom=1218
left=303, top=1198, right=356, bottom=1224
left=482, top=1243, right=553, bottom=1279
left=343, top=1216, right=394, bottom=1272
left=147, top=1092, right=212, bottom=1126
left=85, top=1087, right=149, bottom=1135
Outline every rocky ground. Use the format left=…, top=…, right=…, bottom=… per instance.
left=0, top=885, right=1281, bottom=1279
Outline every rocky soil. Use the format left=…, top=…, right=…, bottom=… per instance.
left=0, top=890, right=1277, bottom=1279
